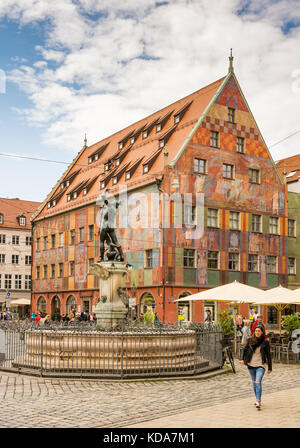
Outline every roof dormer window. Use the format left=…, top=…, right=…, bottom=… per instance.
left=142, top=131, right=148, bottom=139
left=61, top=183, right=64, bottom=190
left=0, top=213, right=3, bottom=224
left=83, top=188, right=87, bottom=196
left=174, top=115, right=180, bottom=124
left=47, top=203, right=51, bottom=208
left=116, top=159, right=120, bottom=167
left=126, top=172, right=131, bottom=180
left=88, top=157, right=92, bottom=164
left=130, top=137, right=135, bottom=144
left=66, top=181, right=70, bottom=187
left=95, top=154, right=98, bottom=161
left=101, top=181, right=105, bottom=189
left=67, top=194, right=71, bottom=201
left=143, top=165, right=149, bottom=174
left=52, top=200, right=56, bottom=207
left=105, top=164, right=109, bottom=171
left=73, top=192, right=77, bottom=199
left=19, top=216, right=26, bottom=226
left=112, top=177, right=117, bottom=185
left=156, top=123, right=161, bottom=132
left=159, top=140, right=164, bottom=148
left=119, top=142, right=123, bottom=150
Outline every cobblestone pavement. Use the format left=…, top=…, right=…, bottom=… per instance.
left=0, top=362, right=299, bottom=428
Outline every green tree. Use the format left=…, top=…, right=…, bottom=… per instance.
left=217, top=311, right=234, bottom=337
left=282, top=314, right=299, bottom=337
left=143, top=310, right=154, bottom=327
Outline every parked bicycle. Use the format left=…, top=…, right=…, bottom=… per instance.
left=221, top=340, right=236, bottom=373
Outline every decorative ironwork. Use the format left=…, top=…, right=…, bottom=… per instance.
left=0, top=321, right=223, bottom=379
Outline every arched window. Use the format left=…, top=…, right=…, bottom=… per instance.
left=66, top=295, right=77, bottom=314
left=0, top=213, right=3, bottom=224
left=139, top=292, right=155, bottom=314
left=51, top=295, right=61, bottom=315
left=37, top=296, right=47, bottom=313
left=178, top=291, right=192, bottom=322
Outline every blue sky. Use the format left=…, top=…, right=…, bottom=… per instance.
left=0, top=0, right=300, bottom=203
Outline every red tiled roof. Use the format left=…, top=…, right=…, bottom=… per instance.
left=276, top=154, right=300, bottom=183
left=33, top=75, right=226, bottom=221
left=0, top=198, right=41, bottom=229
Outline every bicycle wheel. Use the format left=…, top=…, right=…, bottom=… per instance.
left=226, top=347, right=236, bottom=374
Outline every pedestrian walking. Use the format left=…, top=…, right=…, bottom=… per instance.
left=240, top=326, right=272, bottom=410
left=205, top=309, right=212, bottom=323
left=154, top=312, right=159, bottom=326
left=241, top=319, right=251, bottom=345
left=34, top=312, right=41, bottom=325
left=251, top=314, right=265, bottom=334
left=236, top=314, right=244, bottom=335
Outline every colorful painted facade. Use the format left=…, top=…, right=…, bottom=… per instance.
left=32, top=64, right=291, bottom=326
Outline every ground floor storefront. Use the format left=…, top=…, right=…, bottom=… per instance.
left=32, top=286, right=300, bottom=329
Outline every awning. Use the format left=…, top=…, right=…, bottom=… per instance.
left=10, top=298, right=31, bottom=306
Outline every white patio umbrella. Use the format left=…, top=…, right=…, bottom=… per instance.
left=290, top=288, right=300, bottom=302
left=251, top=285, right=300, bottom=335
left=176, top=280, right=266, bottom=303
left=176, top=280, right=267, bottom=352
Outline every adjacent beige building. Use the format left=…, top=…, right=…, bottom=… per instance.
left=0, top=198, right=40, bottom=317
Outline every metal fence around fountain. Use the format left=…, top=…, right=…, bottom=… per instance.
left=0, top=321, right=223, bottom=379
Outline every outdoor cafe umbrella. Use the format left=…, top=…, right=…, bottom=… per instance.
left=176, top=280, right=267, bottom=352
left=251, top=285, right=300, bottom=336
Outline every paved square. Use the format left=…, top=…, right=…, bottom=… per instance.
left=0, top=362, right=299, bottom=428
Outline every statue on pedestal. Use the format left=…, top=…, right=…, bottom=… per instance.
left=98, top=192, right=124, bottom=262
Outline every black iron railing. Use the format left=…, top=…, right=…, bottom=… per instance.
left=0, top=321, right=223, bottom=379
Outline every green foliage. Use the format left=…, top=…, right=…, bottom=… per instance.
left=282, top=314, right=299, bottom=336
left=143, top=310, right=154, bottom=326
left=51, top=312, right=61, bottom=322
left=217, top=311, right=234, bottom=337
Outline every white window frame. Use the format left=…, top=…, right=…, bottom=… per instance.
left=207, top=251, right=219, bottom=269
left=228, top=107, right=235, bottom=123
left=229, top=211, right=240, bottom=230
left=228, top=252, right=239, bottom=271
left=251, top=214, right=261, bottom=233
left=248, top=254, right=259, bottom=272
left=19, top=216, right=26, bottom=226
left=12, top=254, right=19, bottom=265
left=194, top=158, right=206, bottom=175
left=145, top=249, right=153, bottom=268
left=267, top=256, right=277, bottom=273
left=223, top=163, right=234, bottom=179
left=249, top=168, right=260, bottom=184
left=237, top=136, right=245, bottom=153
left=210, top=130, right=219, bottom=147
left=288, top=219, right=296, bottom=237
left=183, top=249, right=196, bottom=268
left=269, top=217, right=279, bottom=235
left=207, top=208, right=219, bottom=228
left=288, top=257, right=296, bottom=275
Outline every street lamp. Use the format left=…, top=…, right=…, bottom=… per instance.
left=54, top=279, right=59, bottom=321
left=130, top=282, right=137, bottom=320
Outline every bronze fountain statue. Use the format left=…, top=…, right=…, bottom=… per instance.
left=98, top=192, right=124, bottom=262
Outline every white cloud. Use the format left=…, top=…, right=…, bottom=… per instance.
left=2, top=0, right=300, bottom=160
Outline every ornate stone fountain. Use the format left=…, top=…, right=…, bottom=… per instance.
left=90, top=261, right=130, bottom=328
